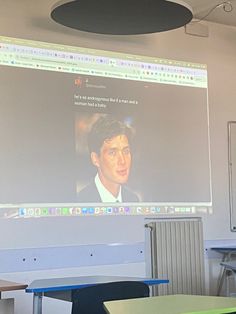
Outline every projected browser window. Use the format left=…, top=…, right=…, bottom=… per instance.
left=0, top=36, right=211, bottom=218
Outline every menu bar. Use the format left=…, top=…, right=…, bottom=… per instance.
left=0, top=36, right=208, bottom=88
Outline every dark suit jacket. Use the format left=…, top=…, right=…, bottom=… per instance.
left=77, top=181, right=139, bottom=202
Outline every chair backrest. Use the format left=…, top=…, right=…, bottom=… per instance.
left=71, top=281, right=149, bottom=314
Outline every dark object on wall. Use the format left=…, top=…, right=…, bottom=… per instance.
left=51, top=0, right=193, bottom=35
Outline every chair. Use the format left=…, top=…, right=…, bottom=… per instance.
left=220, top=261, right=236, bottom=296
left=71, top=281, right=150, bottom=314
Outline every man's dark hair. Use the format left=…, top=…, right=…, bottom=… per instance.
left=88, top=115, right=133, bottom=154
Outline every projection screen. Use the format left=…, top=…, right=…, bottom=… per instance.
left=0, top=36, right=211, bottom=218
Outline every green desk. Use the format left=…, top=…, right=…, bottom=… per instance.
left=104, top=294, right=236, bottom=314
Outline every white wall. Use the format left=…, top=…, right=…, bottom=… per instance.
left=0, top=2, right=236, bottom=245
left=1, top=3, right=236, bottom=313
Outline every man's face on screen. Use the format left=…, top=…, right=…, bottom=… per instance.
left=92, top=134, right=131, bottom=188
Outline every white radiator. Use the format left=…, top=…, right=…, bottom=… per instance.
left=145, top=217, right=205, bottom=295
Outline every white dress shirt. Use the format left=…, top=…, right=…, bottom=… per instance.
left=95, top=173, right=122, bottom=202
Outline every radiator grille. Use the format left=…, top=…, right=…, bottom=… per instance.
left=146, top=217, right=205, bottom=295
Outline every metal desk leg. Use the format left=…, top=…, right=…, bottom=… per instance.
left=226, top=270, right=231, bottom=297
left=217, top=252, right=232, bottom=296
left=225, top=269, right=236, bottom=297
left=33, top=293, right=43, bottom=314
left=217, top=267, right=227, bottom=296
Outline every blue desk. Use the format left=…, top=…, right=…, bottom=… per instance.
left=211, top=246, right=236, bottom=259
left=211, top=246, right=236, bottom=295
left=26, top=275, right=169, bottom=314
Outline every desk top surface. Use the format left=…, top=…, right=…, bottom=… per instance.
left=0, top=279, right=27, bottom=292
left=26, top=276, right=168, bottom=293
left=211, top=246, right=236, bottom=252
left=104, top=294, right=236, bottom=314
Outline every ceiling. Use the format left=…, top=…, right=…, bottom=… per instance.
left=186, top=0, right=236, bottom=27
left=1, top=0, right=236, bottom=33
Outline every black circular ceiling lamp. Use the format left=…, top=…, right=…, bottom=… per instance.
left=51, top=0, right=193, bottom=35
